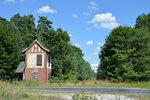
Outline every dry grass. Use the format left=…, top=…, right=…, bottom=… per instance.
left=0, top=81, right=63, bottom=100
left=0, top=80, right=150, bottom=100
left=11, top=79, right=150, bottom=89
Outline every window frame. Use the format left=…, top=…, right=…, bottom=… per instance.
left=36, top=54, right=42, bottom=66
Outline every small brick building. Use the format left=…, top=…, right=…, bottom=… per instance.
left=16, top=40, right=52, bottom=82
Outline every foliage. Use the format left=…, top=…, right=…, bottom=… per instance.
left=11, top=13, right=37, bottom=47
left=0, top=14, right=95, bottom=81
left=97, top=13, right=150, bottom=82
left=135, top=13, right=150, bottom=29
left=35, top=16, right=95, bottom=81
left=0, top=24, right=21, bottom=80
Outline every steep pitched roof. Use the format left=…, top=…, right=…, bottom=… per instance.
left=22, top=40, right=50, bottom=53
left=16, top=61, right=25, bottom=73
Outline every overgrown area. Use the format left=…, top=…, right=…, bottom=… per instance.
left=97, top=13, right=150, bottom=82
left=0, top=81, right=65, bottom=100
left=11, top=80, right=150, bottom=89
left=1, top=81, right=150, bottom=100
left=0, top=14, right=95, bottom=81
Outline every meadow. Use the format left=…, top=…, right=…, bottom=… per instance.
left=11, top=79, right=150, bottom=89
left=0, top=80, right=150, bottom=100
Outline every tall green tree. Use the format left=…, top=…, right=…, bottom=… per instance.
left=11, top=14, right=37, bottom=47
left=0, top=24, right=21, bottom=80
left=97, top=26, right=150, bottom=81
left=37, top=16, right=53, bottom=32
left=135, top=13, right=150, bottom=29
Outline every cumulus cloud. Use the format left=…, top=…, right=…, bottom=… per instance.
left=86, top=41, right=94, bottom=45
left=91, top=63, right=98, bottom=67
left=37, top=6, right=57, bottom=14
left=4, top=0, right=16, bottom=3
left=88, top=13, right=119, bottom=29
left=72, top=14, right=79, bottom=18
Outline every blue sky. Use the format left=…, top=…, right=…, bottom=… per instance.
left=0, top=0, right=149, bottom=72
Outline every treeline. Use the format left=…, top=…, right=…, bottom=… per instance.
left=97, top=13, right=150, bottom=82
left=0, top=14, right=95, bottom=81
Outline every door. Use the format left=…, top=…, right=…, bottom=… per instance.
left=32, top=68, right=38, bottom=81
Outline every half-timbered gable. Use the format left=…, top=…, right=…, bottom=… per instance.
left=16, top=40, right=52, bottom=82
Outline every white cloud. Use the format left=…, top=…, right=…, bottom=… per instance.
left=37, top=6, right=57, bottom=14
left=97, top=42, right=104, bottom=46
left=83, top=1, right=98, bottom=17
left=89, top=1, right=97, bottom=6
left=72, top=14, right=79, bottom=18
left=91, top=63, right=98, bottom=67
left=93, top=52, right=99, bottom=55
left=95, top=46, right=101, bottom=50
left=73, top=43, right=81, bottom=48
left=4, top=0, right=16, bottom=3
left=69, top=34, right=72, bottom=37
left=88, top=1, right=98, bottom=10
left=88, top=6, right=98, bottom=10
left=4, top=0, right=26, bottom=3
left=88, top=13, right=119, bottom=29
left=86, top=41, right=94, bottom=45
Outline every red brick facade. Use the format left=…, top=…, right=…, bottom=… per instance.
left=23, top=40, right=52, bottom=82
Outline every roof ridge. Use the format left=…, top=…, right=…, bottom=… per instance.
left=22, top=40, right=50, bottom=53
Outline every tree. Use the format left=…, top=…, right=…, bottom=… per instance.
left=37, top=16, right=53, bottom=32
left=0, top=17, right=9, bottom=25
left=0, top=14, right=95, bottom=81
left=39, top=27, right=94, bottom=81
left=0, top=24, right=20, bottom=80
left=97, top=26, right=150, bottom=81
left=11, top=14, right=37, bottom=47
left=135, top=13, right=150, bottom=29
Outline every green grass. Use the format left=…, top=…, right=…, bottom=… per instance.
left=11, top=79, right=150, bottom=89
left=0, top=81, right=63, bottom=100
left=1, top=80, right=150, bottom=100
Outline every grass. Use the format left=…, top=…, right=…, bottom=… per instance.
left=0, top=81, right=63, bottom=100
left=1, top=80, right=150, bottom=100
left=11, top=79, right=150, bottom=89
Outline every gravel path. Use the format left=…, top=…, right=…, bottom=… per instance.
left=19, top=87, right=150, bottom=95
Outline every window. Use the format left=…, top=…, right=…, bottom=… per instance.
left=48, top=56, right=51, bottom=67
left=36, top=54, right=42, bottom=66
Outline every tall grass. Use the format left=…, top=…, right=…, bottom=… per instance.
left=11, top=79, right=150, bottom=89
left=72, top=92, right=98, bottom=100
left=0, top=81, right=63, bottom=100
left=0, top=81, right=150, bottom=100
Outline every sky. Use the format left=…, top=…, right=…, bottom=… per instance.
left=0, top=0, right=150, bottom=72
